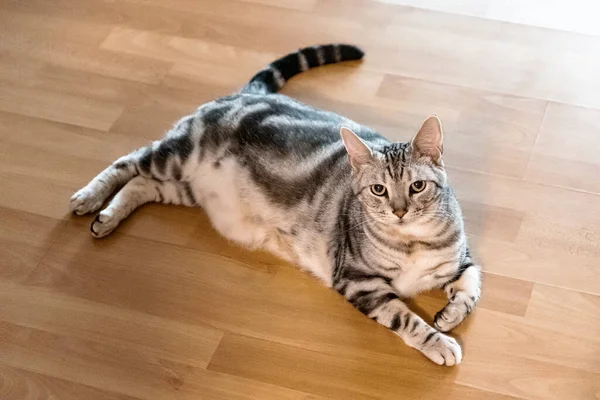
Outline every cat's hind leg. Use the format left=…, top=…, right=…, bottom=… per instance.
left=69, top=149, right=144, bottom=215
left=90, top=176, right=196, bottom=238
left=70, top=115, right=197, bottom=215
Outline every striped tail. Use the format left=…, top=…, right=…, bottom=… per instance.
left=242, top=44, right=365, bottom=95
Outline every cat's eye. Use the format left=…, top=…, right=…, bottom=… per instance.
left=370, top=184, right=387, bottom=196
left=410, top=180, right=426, bottom=193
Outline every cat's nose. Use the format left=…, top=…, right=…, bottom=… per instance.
left=394, top=209, right=407, bottom=219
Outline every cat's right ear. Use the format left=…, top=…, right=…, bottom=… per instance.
left=340, top=127, right=373, bottom=170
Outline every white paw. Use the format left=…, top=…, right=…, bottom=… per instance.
left=434, top=295, right=473, bottom=332
left=90, top=211, right=120, bottom=238
left=420, top=332, right=462, bottom=366
left=70, top=188, right=105, bottom=215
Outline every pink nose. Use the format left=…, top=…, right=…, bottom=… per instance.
left=394, top=209, right=407, bottom=219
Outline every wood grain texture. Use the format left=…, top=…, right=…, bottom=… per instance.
left=0, top=0, right=598, bottom=398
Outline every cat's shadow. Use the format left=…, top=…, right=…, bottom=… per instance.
left=405, top=290, right=447, bottom=326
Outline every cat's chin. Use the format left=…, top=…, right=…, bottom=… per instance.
left=395, top=217, right=417, bottom=225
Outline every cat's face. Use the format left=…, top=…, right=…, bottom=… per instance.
left=342, top=117, right=447, bottom=226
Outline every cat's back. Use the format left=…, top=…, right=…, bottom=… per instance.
left=197, top=93, right=387, bottom=160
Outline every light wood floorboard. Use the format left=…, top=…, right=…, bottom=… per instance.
left=0, top=0, right=598, bottom=399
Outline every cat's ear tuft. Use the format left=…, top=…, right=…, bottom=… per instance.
left=411, top=116, right=444, bottom=164
left=340, top=127, right=373, bottom=169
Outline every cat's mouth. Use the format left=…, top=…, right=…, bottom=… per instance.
left=395, top=217, right=413, bottom=226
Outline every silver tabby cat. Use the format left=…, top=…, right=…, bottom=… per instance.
left=70, top=44, right=482, bottom=366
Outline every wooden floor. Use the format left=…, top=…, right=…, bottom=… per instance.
left=0, top=0, right=599, bottom=399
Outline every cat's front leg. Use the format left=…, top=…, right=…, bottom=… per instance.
left=336, top=276, right=462, bottom=366
left=434, top=252, right=482, bottom=332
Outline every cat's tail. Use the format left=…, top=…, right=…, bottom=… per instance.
left=241, top=44, right=365, bottom=95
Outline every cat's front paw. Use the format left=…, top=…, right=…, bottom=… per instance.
left=434, top=293, right=474, bottom=332
left=419, top=332, right=462, bottom=366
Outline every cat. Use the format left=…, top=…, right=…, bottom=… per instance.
left=70, top=44, right=482, bottom=366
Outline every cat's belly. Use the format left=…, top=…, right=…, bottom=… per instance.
left=191, top=156, right=272, bottom=248
left=189, top=151, right=335, bottom=283
left=201, top=190, right=333, bottom=284
left=292, top=237, right=334, bottom=285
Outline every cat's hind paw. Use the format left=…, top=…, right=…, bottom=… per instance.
left=90, top=211, right=120, bottom=238
left=70, top=188, right=105, bottom=215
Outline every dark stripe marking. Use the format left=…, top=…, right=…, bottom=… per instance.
left=390, top=314, right=401, bottom=331
left=423, top=331, right=436, bottom=345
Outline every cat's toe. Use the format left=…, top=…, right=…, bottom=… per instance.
left=420, top=333, right=462, bottom=366
left=90, top=211, right=119, bottom=238
left=434, top=303, right=465, bottom=332
left=434, top=292, right=475, bottom=332
left=70, top=189, right=104, bottom=215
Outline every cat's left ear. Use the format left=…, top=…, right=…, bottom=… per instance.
left=411, top=116, right=444, bottom=165
left=340, top=127, right=373, bottom=169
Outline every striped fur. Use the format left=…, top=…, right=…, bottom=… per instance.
left=242, top=44, right=364, bottom=94
left=70, top=45, right=481, bottom=366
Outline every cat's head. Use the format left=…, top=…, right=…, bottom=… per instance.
left=341, top=116, right=448, bottom=227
